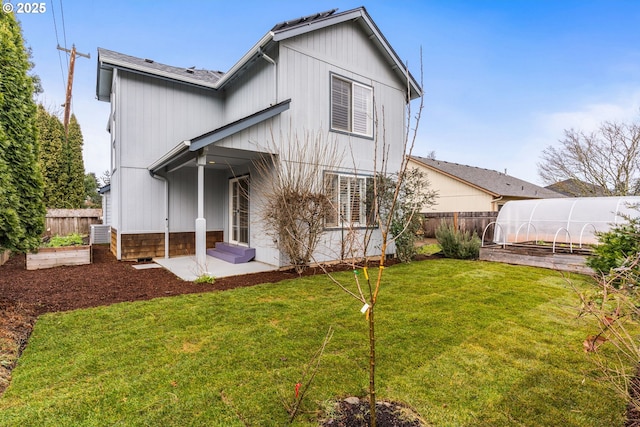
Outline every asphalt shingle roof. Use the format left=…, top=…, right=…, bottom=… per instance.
left=98, top=48, right=224, bottom=87
left=410, top=156, right=564, bottom=199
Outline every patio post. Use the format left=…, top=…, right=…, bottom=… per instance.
left=195, top=148, right=208, bottom=273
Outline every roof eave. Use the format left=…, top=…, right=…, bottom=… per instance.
left=214, top=32, right=275, bottom=90
left=97, top=49, right=219, bottom=94
left=408, top=156, right=500, bottom=197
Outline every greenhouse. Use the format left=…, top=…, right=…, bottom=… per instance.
left=488, top=196, right=640, bottom=250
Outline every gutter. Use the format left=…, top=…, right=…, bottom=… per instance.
left=148, top=141, right=192, bottom=259
left=147, top=140, right=191, bottom=174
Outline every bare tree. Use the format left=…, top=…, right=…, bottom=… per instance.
left=255, top=54, right=426, bottom=426
left=311, top=59, right=425, bottom=427
left=538, top=118, right=640, bottom=196
left=253, top=129, right=342, bottom=273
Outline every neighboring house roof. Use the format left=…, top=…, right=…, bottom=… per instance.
left=545, top=178, right=609, bottom=197
left=410, top=156, right=564, bottom=199
left=97, top=7, right=421, bottom=101
left=98, top=184, right=110, bottom=194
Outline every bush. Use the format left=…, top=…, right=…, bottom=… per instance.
left=586, top=217, right=640, bottom=288
left=435, top=223, right=480, bottom=260
left=391, top=214, right=422, bottom=263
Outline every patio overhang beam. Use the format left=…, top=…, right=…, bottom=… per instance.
left=188, top=99, right=291, bottom=152
left=148, top=140, right=191, bottom=176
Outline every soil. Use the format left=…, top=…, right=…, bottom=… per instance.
left=322, top=398, right=425, bottom=427
left=0, top=244, right=425, bottom=426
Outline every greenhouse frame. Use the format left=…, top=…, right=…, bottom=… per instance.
left=487, top=196, right=640, bottom=252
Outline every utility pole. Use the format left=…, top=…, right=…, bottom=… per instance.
left=57, top=44, right=90, bottom=135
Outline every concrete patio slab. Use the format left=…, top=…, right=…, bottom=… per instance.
left=153, top=255, right=278, bottom=281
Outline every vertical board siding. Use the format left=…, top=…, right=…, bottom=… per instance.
left=118, top=72, right=223, bottom=168
left=224, top=57, right=277, bottom=125
left=168, top=168, right=226, bottom=231
left=277, top=21, right=407, bottom=176
left=115, top=71, right=225, bottom=235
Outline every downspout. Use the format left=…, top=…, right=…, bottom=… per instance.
left=259, top=48, right=277, bottom=104
left=491, top=195, right=503, bottom=211
left=150, top=171, right=169, bottom=259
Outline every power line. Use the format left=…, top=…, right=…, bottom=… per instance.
left=50, top=0, right=66, bottom=93
left=58, top=0, right=68, bottom=54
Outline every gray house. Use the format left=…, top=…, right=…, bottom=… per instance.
left=96, top=7, right=421, bottom=267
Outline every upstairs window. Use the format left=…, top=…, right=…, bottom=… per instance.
left=331, top=75, right=373, bottom=138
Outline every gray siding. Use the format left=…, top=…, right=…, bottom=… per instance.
left=224, top=49, right=279, bottom=124
left=113, top=71, right=225, bottom=235
left=117, top=72, right=223, bottom=168
left=168, top=168, right=226, bottom=232
left=277, top=20, right=407, bottom=174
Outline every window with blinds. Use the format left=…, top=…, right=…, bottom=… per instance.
left=331, top=75, right=373, bottom=137
left=325, top=172, right=376, bottom=228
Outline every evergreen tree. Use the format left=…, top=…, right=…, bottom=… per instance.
left=36, top=105, right=66, bottom=207
left=84, top=173, right=101, bottom=207
left=65, top=114, right=86, bottom=207
left=0, top=12, right=45, bottom=252
left=35, top=108, right=87, bottom=208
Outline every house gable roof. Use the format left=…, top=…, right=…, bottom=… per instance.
left=410, top=155, right=564, bottom=199
left=97, top=7, right=421, bottom=101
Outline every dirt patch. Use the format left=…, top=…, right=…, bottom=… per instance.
left=322, top=397, right=426, bottom=427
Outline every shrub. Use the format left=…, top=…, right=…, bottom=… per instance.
left=435, top=222, right=480, bottom=260
left=194, top=274, right=216, bottom=284
left=46, top=233, right=84, bottom=247
left=586, top=216, right=640, bottom=288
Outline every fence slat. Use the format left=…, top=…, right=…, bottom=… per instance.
left=422, top=211, right=498, bottom=240
left=45, top=209, right=103, bottom=236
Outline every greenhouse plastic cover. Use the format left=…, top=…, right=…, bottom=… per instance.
left=493, top=196, right=640, bottom=246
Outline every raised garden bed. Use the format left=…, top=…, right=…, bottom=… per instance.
left=26, top=245, right=91, bottom=270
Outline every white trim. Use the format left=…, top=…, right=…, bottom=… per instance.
left=229, top=176, right=250, bottom=246
left=330, top=74, right=373, bottom=138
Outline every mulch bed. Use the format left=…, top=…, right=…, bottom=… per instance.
left=0, top=244, right=426, bottom=426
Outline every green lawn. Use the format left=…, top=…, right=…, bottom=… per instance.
left=0, top=259, right=627, bottom=426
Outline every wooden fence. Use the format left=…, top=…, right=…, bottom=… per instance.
left=45, top=209, right=103, bottom=236
left=422, top=211, right=498, bottom=242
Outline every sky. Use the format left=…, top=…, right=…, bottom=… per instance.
left=14, top=0, right=640, bottom=185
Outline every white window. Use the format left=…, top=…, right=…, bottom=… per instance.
left=331, top=75, right=373, bottom=137
left=325, top=172, right=375, bottom=228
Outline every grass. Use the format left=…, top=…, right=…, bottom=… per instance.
left=0, top=259, right=628, bottom=426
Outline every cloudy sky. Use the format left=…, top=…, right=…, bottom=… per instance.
left=15, top=0, right=640, bottom=185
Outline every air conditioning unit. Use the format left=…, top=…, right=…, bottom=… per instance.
left=90, top=224, right=111, bottom=245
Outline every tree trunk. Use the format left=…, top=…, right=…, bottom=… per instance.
left=369, top=305, right=376, bottom=427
